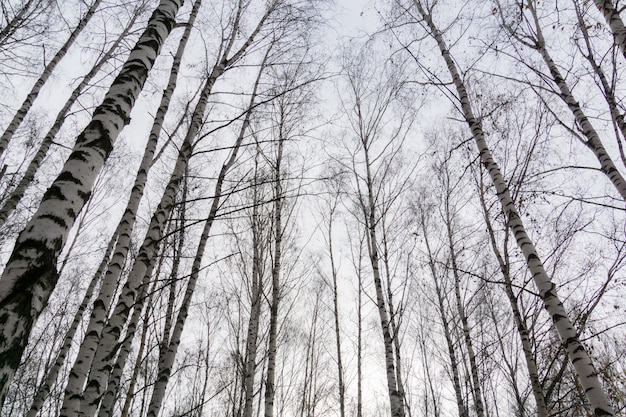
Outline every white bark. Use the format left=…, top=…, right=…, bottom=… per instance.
left=0, top=0, right=103, bottom=159
left=443, top=195, right=485, bottom=417
left=475, top=173, right=548, bottom=417
left=25, top=231, right=117, bottom=417
left=413, top=2, right=615, bottom=415
left=59, top=1, right=197, bottom=412
left=0, top=0, right=183, bottom=404
left=78, top=1, right=270, bottom=406
left=421, top=217, right=468, bottom=417
left=146, top=55, right=263, bottom=417
left=0, top=8, right=140, bottom=227
left=264, top=125, right=284, bottom=417
left=594, top=0, right=626, bottom=60
left=525, top=1, right=626, bottom=201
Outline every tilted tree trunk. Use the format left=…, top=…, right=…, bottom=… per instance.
left=412, top=2, right=615, bottom=415
left=359, top=145, right=405, bottom=417
left=25, top=230, right=118, bottom=417
left=594, top=0, right=626, bottom=60
left=118, top=276, right=156, bottom=417
left=574, top=2, right=626, bottom=169
left=0, top=0, right=103, bottom=159
left=0, top=0, right=38, bottom=46
left=77, top=3, right=273, bottom=411
left=146, top=56, right=264, bottom=417
left=59, top=0, right=198, bottom=410
left=97, top=252, right=166, bottom=417
left=0, top=5, right=142, bottom=227
left=521, top=0, right=626, bottom=201
left=443, top=192, right=485, bottom=417
left=0, top=0, right=183, bottom=404
left=475, top=172, right=548, bottom=417
left=421, top=217, right=468, bottom=417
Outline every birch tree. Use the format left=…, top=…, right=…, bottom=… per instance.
left=340, top=43, right=416, bottom=417
left=0, top=0, right=103, bottom=159
left=594, top=0, right=626, bottom=59
left=495, top=0, right=626, bottom=201
left=0, top=0, right=184, bottom=404
left=0, top=1, right=148, bottom=228
left=60, top=0, right=200, bottom=411
left=398, top=1, right=616, bottom=414
left=145, top=50, right=267, bottom=417
left=71, top=2, right=293, bottom=414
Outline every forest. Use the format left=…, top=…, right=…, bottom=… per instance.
left=0, top=0, right=624, bottom=416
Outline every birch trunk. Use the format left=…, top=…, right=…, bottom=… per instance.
left=475, top=175, right=548, bottom=417
left=525, top=1, right=626, bottom=201
left=25, top=230, right=117, bottom=417
left=443, top=196, right=485, bottom=417
left=119, top=278, right=155, bottom=417
left=361, top=146, right=404, bottom=417
left=0, top=0, right=182, bottom=403
left=145, top=57, right=263, bottom=417
left=327, top=209, right=346, bottom=417
left=242, top=198, right=264, bottom=417
left=0, top=0, right=37, bottom=46
left=594, top=0, right=626, bottom=60
left=356, top=243, right=363, bottom=417
left=413, top=2, right=615, bottom=415
left=381, top=225, right=407, bottom=417
left=575, top=3, right=626, bottom=169
left=101, top=195, right=185, bottom=417
left=421, top=218, right=468, bottom=417
left=0, top=8, right=141, bottom=227
left=59, top=1, right=197, bottom=410
left=77, top=2, right=270, bottom=407
left=264, top=128, right=285, bottom=417
left=0, top=0, right=103, bottom=159
left=96, top=261, right=159, bottom=417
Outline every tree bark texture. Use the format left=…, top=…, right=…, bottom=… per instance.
left=0, top=0, right=103, bottom=159
left=413, top=2, right=615, bottom=415
left=0, top=0, right=183, bottom=405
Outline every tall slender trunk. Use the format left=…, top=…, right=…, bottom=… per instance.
left=146, top=56, right=264, bottom=417
left=264, top=130, right=285, bottom=417
left=574, top=2, right=626, bottom=170
left=327, top=210, right=346, bottom=417
left=381, top=224, right=407, bottom=417
left=59, top=1, right=197, bottom=410
left=361, top=145, right=404, bottom=417
left=413, top=2, right=615, bottom=415
left=97, top=261, right=159, bottom=417
left=594, top=0, right=626, bottom=60
left=0, top=6, right=141, bottom=227
left=119, top=280, right=155, bottom=417
left=0, top=0, right=103, bottom=159
left=78, top=2, right=272, bottom=408
left=242, top=199, right=264, bottom=417
left=524, top=1, right=626, bottom=201
left=421, top=218, right=468, bottom=417
left=0, top=0, right=183, bottom=404
left=475, top=173, right=548, bottom=417
left=0, top=0, right=38, bottom=46
left=242, top=90, right=270, bottom=417
left=443, top=196, right=485, bottom=417
left=356, top=241, right=363, bottom=417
